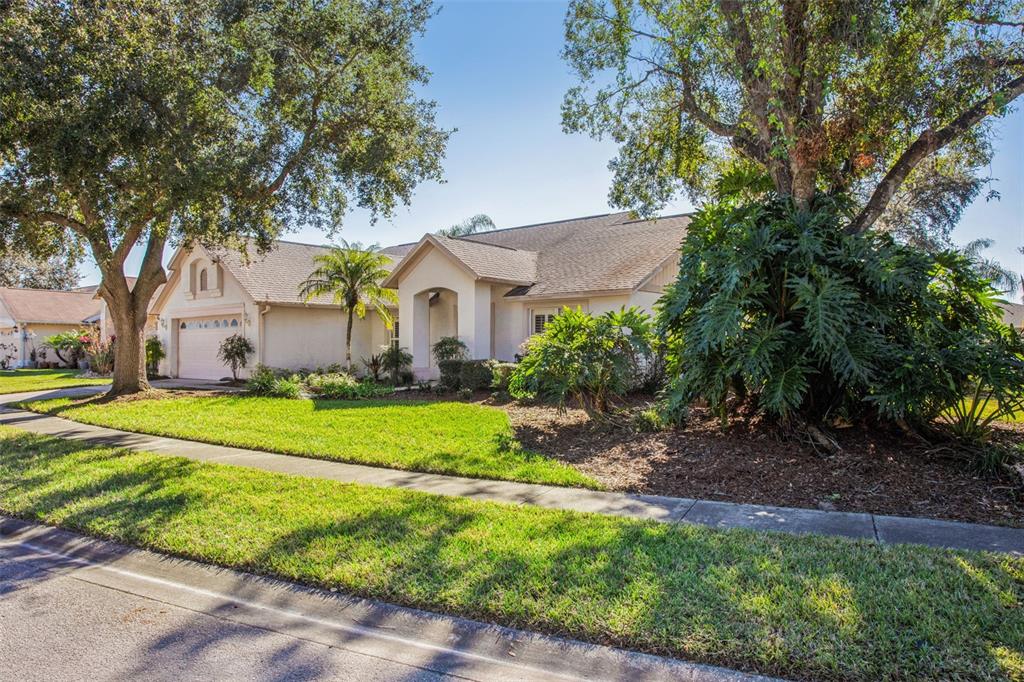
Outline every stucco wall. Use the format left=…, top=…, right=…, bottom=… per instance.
left=154, top=244, right=259, bottom=378
left=262, top=306, right=390, bottom=373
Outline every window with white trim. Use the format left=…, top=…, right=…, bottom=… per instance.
left=532, top=309, right=558, bottom=335
left=390, top=320, right=400, bottom=349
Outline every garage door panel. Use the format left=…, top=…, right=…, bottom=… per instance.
left=177, top=315, right=242, bottom=380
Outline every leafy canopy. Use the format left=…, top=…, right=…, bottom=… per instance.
left=299, top=242, right=398, bottom=325
left=562, top=0, right=1024, bottom=239
left=656, top=179, right=1024, bottom=428
left=0, top=0, right=447, bottom=392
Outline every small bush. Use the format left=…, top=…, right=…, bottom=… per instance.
left=305, top=372, right=361, bottom=399
left=269, top=376, right=302, bottom=399
left=490, top=362, right=517, bottom=391
left=398, top=368, right=415, bottom=386
left=632, top=408, right=665, bottom=433
left=362, top=353, right=384, bottom=381
left=459, top=360, right=494, bottom=391
left=247, top=364, right=280, bottom=395
left=437, top=359, right=464, bottom=391
left=432, top=336, right=468, bottom=363
left=145, top=336, right=166, bottom=377
left=457, top=387, right=473, bottom=400
left=218, top=334, right=254, bottom=381
left=380, top=345, right=413, bottom=384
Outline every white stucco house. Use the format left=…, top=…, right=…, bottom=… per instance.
left=150, top=211, right=690, bottom=380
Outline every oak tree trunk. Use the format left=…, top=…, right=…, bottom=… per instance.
left=109, top=303, right=150, bottom=395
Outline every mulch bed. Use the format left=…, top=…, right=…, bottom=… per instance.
left=502, top=401, right=1024, bottom=528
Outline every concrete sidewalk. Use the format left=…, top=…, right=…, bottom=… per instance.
left=0, top=391, right=1021, bottom=555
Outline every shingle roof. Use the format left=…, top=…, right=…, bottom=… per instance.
left=215, top=239, right=401, bottom=306
left=383, top=212, right=688, bottom=297
left=1001, top=302, right=1024, bottom=329
left=429, top=235, right=538, bottom=284
left=211, top=212, right=688, bottom=304
left=0, top=287, right=101, bottom=325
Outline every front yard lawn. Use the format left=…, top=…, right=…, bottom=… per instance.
left=0, top=426, right=1020, bottom=681
left=0, top=368, right=109, bottom=395
left=23, top=394, right=597, bottom=488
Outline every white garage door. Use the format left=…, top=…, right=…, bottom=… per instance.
left=177, top=315, right=242, bottom=380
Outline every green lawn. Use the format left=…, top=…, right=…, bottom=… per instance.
left=0, top=368, right=109, bottom=395
left=0, top=427, right=1020, bottom=681
left=23, top=394, right=597, bottom=488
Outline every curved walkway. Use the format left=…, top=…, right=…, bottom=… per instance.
left=1, top=386, right=1021, bottom=555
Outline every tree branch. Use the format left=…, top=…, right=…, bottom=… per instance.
left=848, top=74, right=1024, bottom=234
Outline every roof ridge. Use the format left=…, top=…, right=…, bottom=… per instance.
left=446, top=235, right=531, bottom=253
left=0, top=285, right=93, bottom=294
left=617, top=211, right=695, bottom=225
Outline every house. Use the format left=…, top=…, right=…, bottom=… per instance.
left=0, top=286, right=102, bottom=368
left=150, top=212, right=689, bottom=380
left=1001, top=302, right=1024, bottom=330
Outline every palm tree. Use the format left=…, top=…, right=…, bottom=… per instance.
left=961, top=238, right=1019, bottom=295
left=299, top=241, right=398, bottom=372
left=436, top=214, right=495, bottom=238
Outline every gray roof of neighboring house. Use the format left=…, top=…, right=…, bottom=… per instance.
left=384, top=212, right=690, bottom=298
left=422, top=235, right=538, bottom=284
left=0, top=287, right=101, bottom=325
left=1001, top=302, right=1024, bottom=329
left=214, top=239, right=402, bottom=306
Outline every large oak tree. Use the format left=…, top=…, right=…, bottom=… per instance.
left=562, top=0, right=1024, bottom=238
left=0, top=0, right=447, bottom=394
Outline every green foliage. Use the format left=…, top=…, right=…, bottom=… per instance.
left=362, top=353, right=384, bottom=381
left=437, top=359, right=464, bottom=392
left=432, top=336, right=468, bottom=362
left=299, top=241, right=399, bottom=371
left=509, top=307, right=654, bottom=419
left=305, top=372, right=391, bottom=400
left=0, top=0, right=448, bottom=393
left=45, top=329, right=92, bottom=365
left=380, top=345, right=413, bottom=384
left=459, top=360, right=495, bottom=391
left=562, top=0, right=1024, bottom=239
left=217, top=334, right=255, bottom=381
left=436, top=214, right=495, bottom=238
left=657, top=191, right=1024, bottom=431
left=0, top=247, right=83, bottom=289
left=490, top=362, right=518, bottom=391
left=246, top=365, right=281, bottom=396
left=145, top=337, right=165, bottom=377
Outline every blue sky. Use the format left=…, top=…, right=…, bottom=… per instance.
left=97, top=0, right=1024, bottom=299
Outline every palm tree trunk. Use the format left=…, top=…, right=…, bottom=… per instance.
left=345, top=307, right=354, bottom=373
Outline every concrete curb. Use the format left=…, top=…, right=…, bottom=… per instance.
left=0, top=516, right=781, bottom=682
left=1, top=387, right=1021, bottom=555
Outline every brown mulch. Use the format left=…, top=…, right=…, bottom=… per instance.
left=501, top=401, right=1024, bottom=528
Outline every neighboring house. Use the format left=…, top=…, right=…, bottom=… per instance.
left=150, top=211, right=689, bottom=380
left=1001, top=302, right=1024, bottom=330
left=0, top=286, right=102, bottom=368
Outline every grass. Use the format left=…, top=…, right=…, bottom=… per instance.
left=22, top=394, right=597, bottom=488
left=0, top=368, right=109, bottom=395
left=0, top=426, right=1020, bottom=681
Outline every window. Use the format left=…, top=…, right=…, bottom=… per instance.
left=533, top=312, right=556, bottom=334
left=390, top=320, right=400, bottom=349
left=199, top=268, right=208, bottom=291
left=230, top=319, right=239, bottom=327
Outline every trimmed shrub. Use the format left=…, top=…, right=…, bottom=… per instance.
left=432, top=336, right=468, bottom=363
left=490, top=362, right=517, bottom=391
left=247, top=364, right=280, bottom=395
left=459, top=360, right=494, bottom=391
left=437, top=359, right=464, bottom=391
left=306, top=372, right=392, bottom=399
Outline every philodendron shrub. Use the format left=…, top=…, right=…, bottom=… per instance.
left=656, top=188, right=1024, bottom=441
left=509, top=307, right=654, bottom=419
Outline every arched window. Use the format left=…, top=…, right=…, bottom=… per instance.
left=199, top=268, right=209, bottom=291
left=230, top=319, right=239, bottom=327
left=179, top=321, right=186, bottom=330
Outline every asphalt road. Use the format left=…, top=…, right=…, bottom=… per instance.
left=0, top=542, right=452, bottom=682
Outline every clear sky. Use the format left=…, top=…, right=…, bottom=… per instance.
left=93, top=0, right=1024, bottom=300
